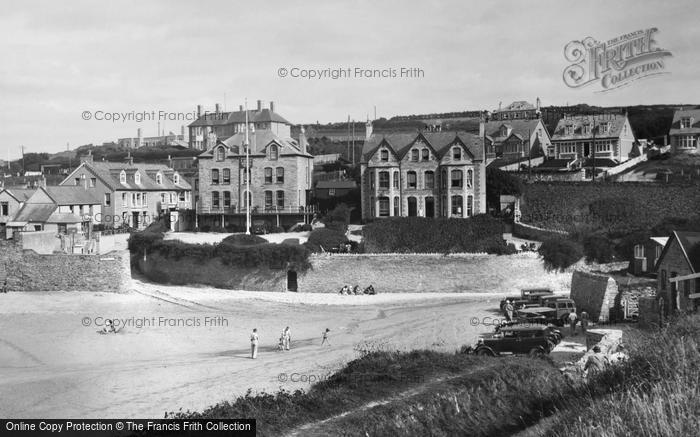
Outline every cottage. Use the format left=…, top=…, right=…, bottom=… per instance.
left=0, top=188, right=35, bottom=238
left=655, top=231, right=700, bottom=315
left=668, top=108, right=700, bottom=154
left=630, top=237, right=668, bottom=276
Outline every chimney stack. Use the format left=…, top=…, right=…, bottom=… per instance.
left=137, top=128, right=142, bottom=148
left=197, top=105, right=202, bottom=117
left=239, top=104, right=244, bottom=111
left=215, top=103, right=221, bottom=114
left=270, top=101, right=275, bottom=113
left=257, top=100, right=262, bottom=111
left=180, top=125, right=185, bottom=139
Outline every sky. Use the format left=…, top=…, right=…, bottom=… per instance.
left=1, top=0, right=699, bottom=158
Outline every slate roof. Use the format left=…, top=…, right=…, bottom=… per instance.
left=3, top=188, right=36, bottom=202
left=656, top=231, right=700, bottom=273
left=76, top=162, right=191, bottom=191
left=669, top=108, right=700, bottom=135
left=551, top=114, right=628, bottom=141
left=46, top=211, right=83, bottom=224
left=188, top=108, right=291, bottom=127
left=44, top=186, right=101, bottom=205
left=361, top=131, right=483, bottom=162
left=13, top=203, right=57, bottom=222
left=199, top=131, right=311, bottom=158
left=316, top=180, right=357, bottom=189
left=483, top=119, right=542, bottom=145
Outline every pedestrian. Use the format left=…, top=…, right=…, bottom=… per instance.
left=568, top=311, right=578, bottom=336
left=321, top=328, right=330, bottom=346
left=1, top=279, right=7, bottom=293
left=584, top=345, right=607, bottom=377
left=250, top=328, right=259, bottom=359
left=283, top=326, right=291, bottom=350
left=505, top=300, right=514, bottom=322
left=580, top=311, right=589, bottom=334
left=352, top=285, right=360, bottom=295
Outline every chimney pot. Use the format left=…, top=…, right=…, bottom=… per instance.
left=270, top=101, right=275, bottom=112
left=197, top=105, right=202, bottom=117
left=239, top=104, right=243, bottom=111
left=257, top=100, right=262, bottom=111
left=215, top=103, right=221, bottom=114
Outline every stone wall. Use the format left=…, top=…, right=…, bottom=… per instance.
left=0, top=237, right=129, bottom=292
left=570, top=271, right=619, bottom=322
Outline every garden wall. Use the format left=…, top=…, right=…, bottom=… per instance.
left=519, top=181, right=700, bottom=231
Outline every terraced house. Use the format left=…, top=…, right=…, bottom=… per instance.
left=360, top=131, right=486, bottom=220
left=669, top=108, right=700, bottom=154
left=59, top=155, right=192, bottom=230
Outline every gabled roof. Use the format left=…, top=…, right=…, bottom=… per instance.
left=46, top=211, right=83, bottom=224
left=551, top=114, right=629, bottom=141
left=13, top=203, right=57, bottom=223
left=650, top=237, right=669, bottom=247
left=64, top=162, right=191, bottom=192
left=2, top=188, right=36, bottom=202
left=669, top=108, right=700, bottom=135
left=43, top=186, right=101, bottom=205
left=483, top=119, right=544, bottom=145
left=361, top=131, right=483, bottom=162
left=656, top=231, right=700, bottom=273
left=188, top=108, right=291, bottom=127
left=199, top=131, right=311, bottom=158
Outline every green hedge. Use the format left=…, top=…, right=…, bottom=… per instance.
left=362, top=215, right=508, bottom=254
left=305, top=228, right=348, bottom=252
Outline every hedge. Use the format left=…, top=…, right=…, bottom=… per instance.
left=305, top=228, right=348, bottom=252
left=129, top=230, right=311, bottom=271
left=362, top=215, right=508, bottom=254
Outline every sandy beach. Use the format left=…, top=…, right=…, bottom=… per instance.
left=0, top=278, right=505, bottom=419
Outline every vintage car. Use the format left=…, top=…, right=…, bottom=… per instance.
left=495, top=321, right=563, bottom=345
left=473, top=325, right=557, bottom=357
left=499, top=288, right=554, bottom=311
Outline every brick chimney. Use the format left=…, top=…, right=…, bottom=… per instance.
left=239, top=105, right=244, bottom=111
left=257, top=100, right=262, bottom=111
left=270, top=101, right=275, bottom=113
left=197, top=105, right=202, bottom=117
left=215, top=103, right=221, bottom=114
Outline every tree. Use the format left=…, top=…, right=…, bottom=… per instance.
left=538, top=237, right=584, bottom=271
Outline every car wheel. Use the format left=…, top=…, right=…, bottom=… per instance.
left=476, top=348, right=494, bottom=357
left=528, top=347, right=545, bottom=358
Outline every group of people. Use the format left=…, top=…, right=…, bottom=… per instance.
left=338, top=284, right=376, bottom=295
left=249, top=327, right=332, bottom=359
left=568, top=310, right=589, bottom=335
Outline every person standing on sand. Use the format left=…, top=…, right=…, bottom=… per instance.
left=250, top=328, right=259, bottom=359
left=283, top=326, right=291, bottom=350
left=321, top=328, right=330, bottom=346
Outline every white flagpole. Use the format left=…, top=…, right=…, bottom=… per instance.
left=245, top=99, right=251, bottom=235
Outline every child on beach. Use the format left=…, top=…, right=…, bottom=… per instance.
left=321, top=328, right=330, bottom=346
left=250, top=328, right=259, bottom=359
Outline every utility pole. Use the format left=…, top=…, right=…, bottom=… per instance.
left=527, top=128, right=532, bottom=180
left=351, top=119, right=355, bottom=165
left=347, top=115, right=351, bottom=161
left=591, top=116, right=596, bottom=182
left=245, top=99, right=251, bottom=235
left=21, top=145, right=25, bottom=175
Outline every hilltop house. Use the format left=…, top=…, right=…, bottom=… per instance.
left=550, top=113, right=636, bottom=177
left=669, top=108, right=700, bottom=154
left=188, top=101, right=291, bottom=150
left=360, top=131, right=486, bottom=220
left=59, top=156, right=192, bottom=230
left=655, top=231, right=700, bottom=315
left=481, top=118, right=552, bottom=161
left=489, top=99, right=541, bottom=121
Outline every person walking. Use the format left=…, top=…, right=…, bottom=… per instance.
left=321, top=328, right=331, bottom=346
left=283, top=326, right=291, bottom=351
left=580, top=311, right=589, bottom=335
left=505, top=300, right=514, bottom=322
left=250, top=328, right=259, bottom=359
left=568, top=311, right=578, bottom=336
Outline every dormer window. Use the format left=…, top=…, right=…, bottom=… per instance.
left=411, top=149, right=419, bottom=161
left=269, top=144, right=278, bottom=160
left=681, top=117, right=692, bottom=129
left=600, top=122, right=608, bottom=133
left=134, top=172, right=141, bottom=184
left=565, top=125, right=573, bottom=135
left=156, top=173, right=162, bottom=185
left=452, top=147, right=461, bottom=160
left=119, top=170, right=126, bottom=184
left=216, top=147, right=225, bottom=162
left=380, top=149, right=389, bottom=161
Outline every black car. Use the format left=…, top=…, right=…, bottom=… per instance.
left=473, top=325, right=557, bottom=358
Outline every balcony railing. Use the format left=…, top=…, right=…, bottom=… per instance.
left=197, top=205, right=317, bottom=215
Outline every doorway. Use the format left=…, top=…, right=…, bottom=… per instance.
left=287, top=270, right=298, bottom=292
left=584, top=142, right=590, bottom=157
left=132, top=212, right=140, bottom=229
left=425, top=197, right=435, bottom=218
left=407, top=197, right=417, bottom=217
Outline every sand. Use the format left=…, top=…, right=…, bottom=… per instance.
left=0, top=279, right=503, bottom=419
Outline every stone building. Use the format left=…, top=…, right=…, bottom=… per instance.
left=360, top=131, right=486, bottom=220
left=0, top=188, right=35, bottom=238
left=669, top=108, right=700, bottom=154
left=481, top=118, right=552, bottom=160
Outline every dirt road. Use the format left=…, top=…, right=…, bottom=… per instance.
left=0, top=280, right=502, bottom=418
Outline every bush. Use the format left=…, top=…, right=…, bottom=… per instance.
left=362, top=215, right=506, bottom=254
left=538, top=236, right=583, bottom=271
left=322, top=203, right=351, bottom=232
left=220, top=234, right=267, bottom=247
left=270, top=226, right=285, bottom=233
left=582, top=233, right=615, bottom=263
left=305, top=228, right=348, bottom=252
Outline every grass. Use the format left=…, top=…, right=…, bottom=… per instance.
left=167, top=316, right=700, bottom=436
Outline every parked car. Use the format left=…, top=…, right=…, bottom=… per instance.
left=472, top=325, right=557, bottom=358
left=495, top=321, right=563, bottom=345
left=500, top=288, right=555, bottom=311
left=538, top=296, right=577, bottom=323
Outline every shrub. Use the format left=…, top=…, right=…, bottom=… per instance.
left=582, top=233, right=615, bottom=263
left=538, top=236, right=583, bottom=271
left=362, top=215, right=506, bottom=254
left=322, top=203, right=351, bottom=232
left=270, top=226, right=285, bottom=233
left=220, top=234, right=267, bottom=247
left=306, top=228, right=348, bottom=252
left=300, top=224, right=312, bottom=232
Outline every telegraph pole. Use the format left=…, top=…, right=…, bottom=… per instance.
left=591, top=116, right=596, bottom=182
left=245, top=99, right=251, bottom=234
